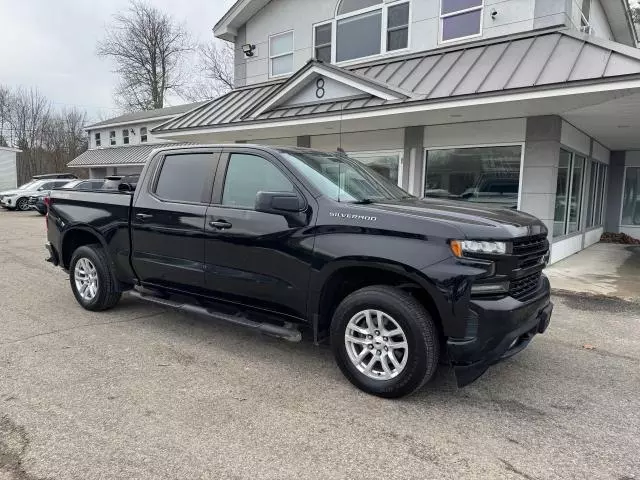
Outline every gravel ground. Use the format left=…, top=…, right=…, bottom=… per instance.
left=1, top=210, right=639, bottom=480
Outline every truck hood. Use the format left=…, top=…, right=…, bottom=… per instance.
left=361, top=198, right=547, bottom=239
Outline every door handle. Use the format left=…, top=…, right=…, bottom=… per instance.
left=209, top=220, right=232, bottom=230
left=136, top=213, right=153, bottom=221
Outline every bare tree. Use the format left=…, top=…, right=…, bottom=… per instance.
left=182, top=41, right=235, bottom=101
left=97, top=0, right=193, bottom=111
left=0, top=85, right=11, bottom=146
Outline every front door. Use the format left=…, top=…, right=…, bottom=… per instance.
left=131, top=149, right=220, bottom=293
left=203, top=150, right=314, bottom=319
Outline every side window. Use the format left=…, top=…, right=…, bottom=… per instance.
left=222, top=153, right=295, bottom=209
left=39, top=182, right=54, bottom=190
left=154, top=153, right=214, bottom=203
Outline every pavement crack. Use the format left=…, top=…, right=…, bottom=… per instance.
left=0, top=311, right=166, bottom=346
left=499, top=459, right=537, bottom=480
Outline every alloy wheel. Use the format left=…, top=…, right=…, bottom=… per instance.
left=74, top=258, right=99, bottom=301
left=344, top=309, right=409, bottom=380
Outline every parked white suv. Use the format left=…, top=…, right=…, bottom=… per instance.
left=0, top=179, right=71, bottom=211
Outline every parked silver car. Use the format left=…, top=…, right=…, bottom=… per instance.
left=0, top=179, right=72, bottom=211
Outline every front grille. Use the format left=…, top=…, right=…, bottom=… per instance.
left=510, top=272, right=542, bottom=300
left=512, top=234, right=548, bottom=269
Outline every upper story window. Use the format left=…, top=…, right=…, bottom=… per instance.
left=140, top=127, right=148, bottom=143
left=440, top=0, right=483, bottom=43
left=314, top=0, right=410, bottom=64
left=269, top=31, right=294, bottom=77
left=122, top=129, right=130, bottom=145
left=94, top=132, right=101, bottom=147
left=109, top=130, right=116, bottom=146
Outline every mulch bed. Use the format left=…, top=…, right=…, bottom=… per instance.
left=600, top=232, right=640, bottom=245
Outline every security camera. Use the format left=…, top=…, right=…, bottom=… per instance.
left=490, top=8, right=498, bottom=19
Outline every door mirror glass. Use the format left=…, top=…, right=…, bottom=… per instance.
left=255, top=191, right=304, bottom=213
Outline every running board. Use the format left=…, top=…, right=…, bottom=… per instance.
left=127, top=290, right=302, bottom=342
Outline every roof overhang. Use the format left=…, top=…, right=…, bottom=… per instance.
left=214, top=0, right=270, bottom=41
left=601, top=0, right=637, bottom=47
left=0, top=147, right=22, bottom=153
left=155, top=77, right=640, bottom=149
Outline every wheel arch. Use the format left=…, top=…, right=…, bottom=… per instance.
left=309, top=259, right=449, bottom=340
left=60, top=226, right=109, bottom=270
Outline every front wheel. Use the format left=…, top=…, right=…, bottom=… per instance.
left=330, top=286, right=440, bottom=398
left=69, top=244, right=122, bottom=311
left=16, top=197, right=30, bottom=211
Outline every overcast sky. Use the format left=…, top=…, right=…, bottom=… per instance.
left=0, top=0, right=236, bottom=122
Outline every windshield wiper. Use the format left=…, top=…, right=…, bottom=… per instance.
left=350, top=198, right=375, bottom=204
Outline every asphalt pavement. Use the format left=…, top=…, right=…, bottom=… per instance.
left=1, top=210, right=639, bottom=480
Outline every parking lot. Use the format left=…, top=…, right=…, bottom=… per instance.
left=0, top=210, right=639, bottom=480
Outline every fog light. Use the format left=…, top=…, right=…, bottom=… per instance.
left=471, top=282, right=509, bottom=295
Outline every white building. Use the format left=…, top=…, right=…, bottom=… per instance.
left=0, top=146, right=21, bottom=191
left=149, top=0, right=640, bottom=263
left=68, top=102, right=205, bottom=178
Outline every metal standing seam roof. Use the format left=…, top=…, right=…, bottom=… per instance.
left=86, top=102, right=208, bottom=129
left=67, top=143, right=194, bottom=167
left=153, top=29, right=640, bottom=133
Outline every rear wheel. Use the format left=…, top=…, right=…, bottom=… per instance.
left=16, top=197, right=30, bottom=211
left=330, top=286, right=440, bottom=398
left=69, top=244, right=121, bottom=311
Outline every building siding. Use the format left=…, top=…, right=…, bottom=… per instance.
left=235, top=0, right=562, bottom=86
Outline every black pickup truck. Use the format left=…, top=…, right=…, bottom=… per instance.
left=46, top=145, right=552, bottom=398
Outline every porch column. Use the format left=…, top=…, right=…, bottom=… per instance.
left=605, top=151, right=626, bottom=233
left=521, top=116, right=563, bottom=240
left=403, top=126, right=424, bottom=195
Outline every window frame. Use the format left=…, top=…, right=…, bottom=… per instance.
left=553, top=147, right=590, bottom=239
left=149, top=150, right=220, bottom=205
left=586, top=160, right=608, bottom=228
left=94, top=132, right=101, bottom=147
left=212, top=150, right=307, bottom=211
left=109, top=130, right=116, bottom=146
left=269, top=30, right=295, bottom=78
left=122, top=128, right=130, bottom=145
left=620, top=165, right=640, bottom=227
left=421, top=142, right=525, bottom=210
left=347, top=149, right=404, bottom=187
left=439, top=0, right=484, bottom=44
left=312, top=0, right=411, bottom=66
left=140, top=127, right=148, bottom=143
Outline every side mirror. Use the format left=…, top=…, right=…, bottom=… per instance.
left=255, top=191, right=305, bottom=213
left=118, top=182, right=135, bottom=192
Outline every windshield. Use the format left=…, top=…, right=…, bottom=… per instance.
left=18, top=180, right=39, bottom=189
left=281, top=150, right=411, bottom=202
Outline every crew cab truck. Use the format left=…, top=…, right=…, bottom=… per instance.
left=46, top=145, right=552, bottom=398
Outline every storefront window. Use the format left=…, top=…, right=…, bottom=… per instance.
left=349, top=151, right=402, bottom=186
left=586, top=161, right=607, bottom=227
left=621, top=167, right=640, bottom=226
left=423, top=145, right=522, bottom=208
left=554, top=149, right=586, bottom=236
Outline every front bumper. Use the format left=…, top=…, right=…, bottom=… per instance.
left=0, top=196, right=16, bottom=208
left=447, top=275, right=553, bottom=387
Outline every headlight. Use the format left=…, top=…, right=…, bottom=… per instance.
left=450, top=240, right=507, bottom=257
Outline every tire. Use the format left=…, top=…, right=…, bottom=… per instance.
left=330, top=286, right=440, bottom=398
left=38, top=209, right=46, bottom=216
left=69, top=244, right=122, bottom=311
left=16, top=197, right=30, bottom=211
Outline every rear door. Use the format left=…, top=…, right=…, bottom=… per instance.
left=203, top=148, right=314, bottom=319
left=131, top=148, right=221, bottom=293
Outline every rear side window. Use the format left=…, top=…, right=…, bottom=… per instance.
left=154, top=153, right=214, bottom=203
left=222, top=153, right=295, bottom=209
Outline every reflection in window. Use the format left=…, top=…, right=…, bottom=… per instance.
left=586, top=161, right=607, bottom=227
left=348, top=151, right=402, bottom=186
left=554, top=149, right=586, bottom=236
left=440, top=0, right=483, bottom=42
left=222, top=154, right=295, bottom=209
left=314, top=23, right=332, bottom=62
left=337, top=10, right=382, bottom=62
left=154, top=153, right=213, bottom=203
left=269, top=31, right=294, bottom=76
left=424, top=145, right=522, bottom=208
left=622, top=167, right=640, bottom=226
